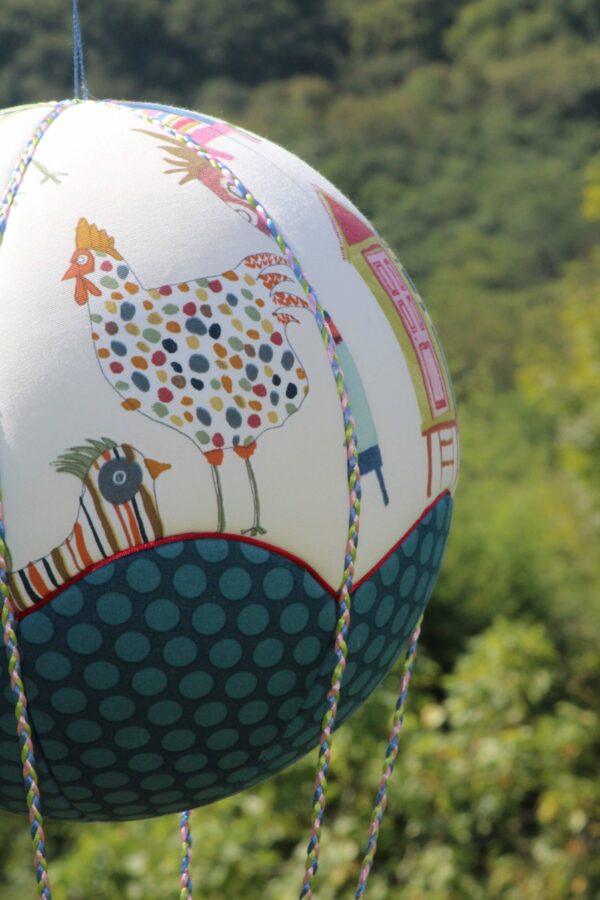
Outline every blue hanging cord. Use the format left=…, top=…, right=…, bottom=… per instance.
left=72, top=0, right=89, bottom=100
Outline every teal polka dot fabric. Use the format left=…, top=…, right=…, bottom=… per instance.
left=0, top=495, right=452, bottom=821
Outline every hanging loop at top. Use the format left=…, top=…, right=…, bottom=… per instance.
left=72, top=0, right=89, bottom=100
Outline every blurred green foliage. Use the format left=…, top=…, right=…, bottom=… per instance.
left=0, top=0, right=599, bottom=897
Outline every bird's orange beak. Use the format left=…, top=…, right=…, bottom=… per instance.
left=144, top=459, right=172, bottom=480
left=62, top=262, right=78, bottom=281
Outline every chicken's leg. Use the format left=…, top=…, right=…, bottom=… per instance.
left=234, top=443, right=266, bottom=536
left=204, top=450, right=226, bottom=532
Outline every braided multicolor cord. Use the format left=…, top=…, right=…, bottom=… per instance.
left=0, top=102, right=72, bottom=900
left=355, top=619, right=423, bottom=898
left=1, top=501, right=52, bottom=899
left=106, top=101, right=362, bottom=899
left=179, top=809, right=192, bottom=900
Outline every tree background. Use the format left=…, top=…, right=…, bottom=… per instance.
left=0, top=0, right=599, bottom=896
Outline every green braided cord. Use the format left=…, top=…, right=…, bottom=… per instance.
left=355, top=618, right=423, bottom=897
left=0, top=102, right=73, bottom=900
left=104, top=101, right=362, bottom=900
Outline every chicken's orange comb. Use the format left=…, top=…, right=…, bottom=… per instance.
left=75, top=218, right=123, bottom=260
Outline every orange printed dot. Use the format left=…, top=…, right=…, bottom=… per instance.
left=246, top=329, right=260, bottom=340
left=143, top=300, right=154, bottom=311
left=125, top=282, right=139, bottom=295
left=166, top=321, right=181, bottom=333
left=97, top=348, right=110, bottom=359
left=296, top=368, right=306, bottom=379
left=137, top=341, right=150, bottom=353
left=131, top=356, right=148, bottom=370
left=222, top=376, right=233, bottom=393
left=216, top=360, right=229, bottom=370
left=91, top=332, right=99, bottom=341
left=255, top=298, right=265, bottom=308
left=122, top=398, right=141, bottom=411
left=178, top=282, right=190, bottom=292
left=218, top=303, right=233, bottom=315
left=214, top=343, right=227, bottom=358
left=230, top=355, right=243, bottom=369
left=249, top=400, right=263, bottom=411
left=111, top=292, right=124, bottom=301
left=223, top=270, right=239, bottom=281
left=181, top=396, right=194, bottom=406
left=234, top=395, right=246, bottom=409
left=184, top=411, right=194, bottom=423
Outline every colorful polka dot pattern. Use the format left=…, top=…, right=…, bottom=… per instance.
left=0, top=496, right=451, bottom=821
left=87, top=250, right=309, bottom=450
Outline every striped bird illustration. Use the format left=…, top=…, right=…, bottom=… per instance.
left=8, top=439, right=170, bottom=611
left=63, top=219, right=311, bottom=535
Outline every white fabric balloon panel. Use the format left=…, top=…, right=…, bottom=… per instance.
left=0, top=100, right=457, bottom=820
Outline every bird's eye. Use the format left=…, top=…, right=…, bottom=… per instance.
left=98, top=458, right=143, bottom=504
left=76, top=252, right=88, bottom=265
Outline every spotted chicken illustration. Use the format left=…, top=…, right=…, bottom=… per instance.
left=63, top=219, right=311, bottom=535
left=8, top=439, right=170, bottom=611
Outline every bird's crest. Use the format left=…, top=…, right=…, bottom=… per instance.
left=76, top=218, right=123, bottom=260
left=52, top=438, right=118, bottom=481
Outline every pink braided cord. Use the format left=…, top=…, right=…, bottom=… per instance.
left=104, top=100, right=363, bottom=900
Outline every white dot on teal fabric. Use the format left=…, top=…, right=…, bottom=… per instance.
left=147, top=700, right=182, bottom=726
left=401, top=529, right=419, bottom=558
left=249, top=724, right=278, bottom=747
left=293, top=636, right=321, bottom=666
left=238, top=700, right=268, bottom=726
left=96, top=592, right=132, bottom=626
left=161, top=730, right=196, bottom=752
left=348, top=622, right=369, bottom=653
left=195, top=539, right=229, bottom=562
left=194, top=702, right=227, bottom=727
left=83, top=661, right=120, bottom=690
left=239, top=543, right=270, bottom=564
left=253, top=638, right=284, bottom=668
left=126, top=558, right=162, bottom=593
left=175, top=753, right=208, bottom=773
left=80, top=748, right=117, bottom=768
left=192, top=603, right=226, bottom=636
left=163, top=636, right=198, bottom=667
left=50, top=688, right=87, bottom=715
left=263, top=567, right=294, bottom=600
left=99, top=695, right=135, bottom=722
left=35, top=651, right=71, bottom=680
left=132, top=667, right=167, bottom=697
left=399, top=565, right=417, bottom=598
left=219, top=567, right=252, bottom=601
left=364, top=634, right=386, bottom=665
left=173, top=564, right=207, bottom=599
left=218, top=750, right=249, bottom=770
left=20, top=614, right=53, bottom=644
left=279, top=603, right=309, bottom=634
left=51, top=586, right=84, bottom=616
left=375, top=594, right=395, bottom=628
left=209, top=639, right=243, bottom=669
left=66, top=719, right=102, bottom=743
left=224, top=671, right=257, bottom=699
left=419, top=532, right=434, bottom=565
left=178, top=671, right=213, bottom=700
left=66, top=623, right=102, bottom=654
left=115, top=632, right=150, bottom=662
left=391, top=605, right=410, bottom=635
left=39, top=740, right=69, bottom=762
left=114, top=726, right=150, bottom=750
left=144, top=599, right=180, bottom=631
left=267, top=669, right=297, bottom=697
left=185, top=772, right=217, bottom=790
left=207, top=728, right=238, bottom=751
left=303, top=572, right=326, bottom=599
left=317, top=602, right=336, bottom=633
left=141, top=773, right=174, bottom=791
left=237, top=604, right=269, bottom=636
left=93, top=772, right=129, bottom=789
left=380, top=553, right=400, bottom=587
left=156, top=541, right=184, bottom=559
left=128, top=753, right=164, bottom=773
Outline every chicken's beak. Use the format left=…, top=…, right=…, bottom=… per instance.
left=144, top=459, right=172, bottom=480
left=62, top=262, right=78, bottom=281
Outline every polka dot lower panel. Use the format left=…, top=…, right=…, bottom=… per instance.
left=0, top=494, right=452, bottom=821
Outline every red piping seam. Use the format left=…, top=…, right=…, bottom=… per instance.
left=15, top=490, right=451, bottom=621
